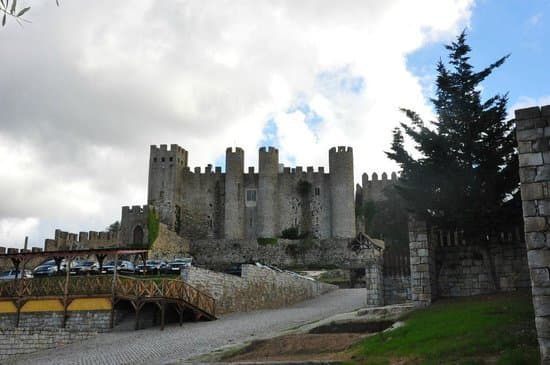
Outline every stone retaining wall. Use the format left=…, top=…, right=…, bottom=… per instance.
left=0, top=327, right=97, bottom=361
left=182, top=264, right=337, bottom=314
left=0, top=310, right=111, bottom=331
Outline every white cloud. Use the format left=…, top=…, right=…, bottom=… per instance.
left=0, top=0, right=475, bottom=247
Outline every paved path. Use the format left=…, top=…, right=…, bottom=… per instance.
left=10, top=289, right=366, bottom=365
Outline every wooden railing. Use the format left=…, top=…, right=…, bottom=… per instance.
left=0, top=275, right=216, bottom=318
left=0, top=276, right=112, bottom=298
left=115, top=276, right=216, bottom=317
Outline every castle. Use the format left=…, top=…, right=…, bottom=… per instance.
left=146, top=144, right=356, bottom=241
left=43, top=143, right=400, bottom=251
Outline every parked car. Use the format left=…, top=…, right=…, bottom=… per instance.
left=0, top=269, right=33, bottom=280
left=69, top=261, right=96, bottom=275
left=162, top=261, right=190, bottom=274
left=135, top=260, right=168, bottom=275
left=33, top=264, right=58, bottom=277
left=100, top=260, right=135, bottom=274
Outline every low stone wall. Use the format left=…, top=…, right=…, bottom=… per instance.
left=436, top=243, right=530, bottom=297
left=0, top=327, right=97, bottom=361
left=384, top=275, right=411, bottom=305
left=190, top=238, right=377, bottom=269
left=182, top=264, right=337, bottom=314
left=0, top=310, right=111, bottom=331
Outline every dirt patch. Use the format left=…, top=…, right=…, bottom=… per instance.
left=223, top=333, right=369, bottom=362
left=309, top=320, right=394, bottom=334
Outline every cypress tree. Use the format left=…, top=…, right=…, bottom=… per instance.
left=387, top=31, right=521, bottom=241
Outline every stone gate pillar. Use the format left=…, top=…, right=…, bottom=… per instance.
left=409, top=216, right=434, bottom=306
left=365, top=257, right=384, bottom=306
left=516, top=105, right=550, bottom=363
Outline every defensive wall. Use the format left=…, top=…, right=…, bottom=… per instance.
left=44, top=229, right=120, bottom=251
left=181, top=264, right=337, bottom=315
left=189, top=237, right=382, bottom=270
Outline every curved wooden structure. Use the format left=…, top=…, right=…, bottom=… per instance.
left=0, top=275, right=216, bottom=330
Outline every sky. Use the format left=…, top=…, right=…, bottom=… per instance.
left=0, top=0, right=548, bottom=248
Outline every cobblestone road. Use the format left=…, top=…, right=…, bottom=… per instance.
left=10, top=289, right=366, bottom=365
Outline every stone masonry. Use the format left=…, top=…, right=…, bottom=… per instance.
left=516, top=104, right=550, bottom=363
left=145, top=145, right=356, bottom=241
left=408, top=217, right=434, bottom=306
left=365, top=256, right=384, bottom=306
left=181, top=264, right=337, bottom=315
left=0, top=327, right=97, bottom=361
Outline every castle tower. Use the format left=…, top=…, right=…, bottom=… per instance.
left=257, top=147, right=279, bottom=238
left=224, top=147, right=245, bottom=239
left=147, top=144, right=188, bottom=228
left=329, top=146, right=356, bottom=238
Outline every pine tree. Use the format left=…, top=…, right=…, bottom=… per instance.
left=387, top=31, right=520, bottom=241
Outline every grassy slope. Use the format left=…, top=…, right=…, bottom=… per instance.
left=350, top=293, right=539, bottom=365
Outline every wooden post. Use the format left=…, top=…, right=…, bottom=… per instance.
left=110, top=253, right=118, bottom=328
left=160, top=301, right=165, bottom=331
left=62, top=256, right=72, bottom=328
left=178, top=305, right=184, bottom=326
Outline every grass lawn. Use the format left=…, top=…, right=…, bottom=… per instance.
left=349, top=293, right=539, bottom=365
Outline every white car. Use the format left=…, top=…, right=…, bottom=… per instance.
left=0, top=269, right=33, bottom=280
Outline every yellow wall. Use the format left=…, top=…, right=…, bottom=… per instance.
left=68, top=298, right=111, bottom=311
left=0, top=297, right=112, bottom=313
left=0, top=301, right=17, bottom=313
left=21, top=299, right=63, bottom=312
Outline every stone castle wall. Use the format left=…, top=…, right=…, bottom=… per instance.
left=44, top=229, right=120, bottom=251
left=144, top=145, right=357, bottom=242
left=181, top=264, right=337, bottom=315
left=189, top=237, right=381, bottom=269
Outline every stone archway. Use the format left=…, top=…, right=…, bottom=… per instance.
left=133, top=226, right=144, bottom=245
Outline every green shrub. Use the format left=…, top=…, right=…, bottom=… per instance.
left=257, top=237, right=278, bottom=245
left=147, top=208, right=160, bottom=248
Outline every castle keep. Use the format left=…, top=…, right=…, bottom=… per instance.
left=147, top=144, right=356, bottom=241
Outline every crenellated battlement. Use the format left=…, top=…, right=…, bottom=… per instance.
left=45, top=227, right=121, bottom=251
left=329, top=146, right=353, bottom=154
left=122, top=205, right=149, bottom=215
left=226, top=147, right=244, bottom=154
left=361, top=171, right=399, bottom=182
left=259, top=146, right=278, bottom=154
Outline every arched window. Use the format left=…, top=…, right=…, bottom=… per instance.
left=133, top=226, right=144, bottom=245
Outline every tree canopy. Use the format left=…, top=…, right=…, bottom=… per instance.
left=387, top=31, right=520, bottom=240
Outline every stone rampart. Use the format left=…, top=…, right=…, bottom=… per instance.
left=181, top=264, right=337, bottom=315
left=0, top=327, right=97, bottom=361
left=189, top=237, right=379, bottom=269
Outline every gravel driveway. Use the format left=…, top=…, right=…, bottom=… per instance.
left=10, top=289, right=366, bottom=365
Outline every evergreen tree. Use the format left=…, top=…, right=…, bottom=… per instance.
left=387, top=31, right=520, bottom=241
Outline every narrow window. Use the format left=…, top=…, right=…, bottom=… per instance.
left=315, top=187, right=320, bottom=196
left=246, top=190, right=257, bottom=202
